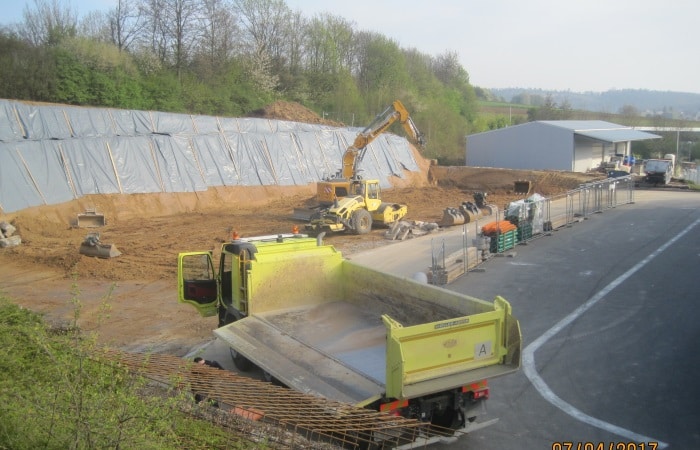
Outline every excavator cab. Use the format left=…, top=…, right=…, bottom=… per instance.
left=353, top=182, right=364, bottom=196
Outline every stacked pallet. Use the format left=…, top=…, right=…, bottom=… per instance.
left=481, top=220, right=518, bottom=254
left=428, top=247, right=480, bottom=285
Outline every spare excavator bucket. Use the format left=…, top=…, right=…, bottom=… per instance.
left=439, top=207, right=465, bottom=227
left=78, top=232, right=121, bottom=258
left=77, top=208, right=106, bottom=228
left=480, top=204, right=498, bottom=216
left=79, top=243, right=122, bottom=258
left=514, top=180, right=532, bottom=195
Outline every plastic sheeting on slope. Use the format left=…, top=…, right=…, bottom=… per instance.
left=0, top=99, right=420, bottom=213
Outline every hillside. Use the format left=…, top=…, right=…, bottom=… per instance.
left=489, top=88, right=700, bottom=119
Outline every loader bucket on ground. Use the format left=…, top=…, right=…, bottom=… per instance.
left=77, top=209, right=106, bottom=228
left=79, top=243, right=121, bottom=258
left=514, top=180, right=532, bottom=195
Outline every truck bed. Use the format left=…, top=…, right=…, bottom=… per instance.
left=215, top=301, right=388, bottom=405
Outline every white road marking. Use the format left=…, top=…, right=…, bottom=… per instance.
left=523, top=216, right=700, bottom=449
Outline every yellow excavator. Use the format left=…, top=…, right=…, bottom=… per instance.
left=316, top=99, right=425, bottom=205
left=303, top=100, right=425, bottom=235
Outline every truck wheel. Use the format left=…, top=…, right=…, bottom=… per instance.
left=350, top=209, right=372, bottom=234
left=230, top=347, right=253, bottom=372
left=431, top=407, right=464, bottom=433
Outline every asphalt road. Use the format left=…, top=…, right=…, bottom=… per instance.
left=438, top=189, right=700, bottom=450
left=193, top=189, right=700, bottom=450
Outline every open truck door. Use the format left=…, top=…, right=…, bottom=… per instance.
left=177, top=252, right=219, bottom=317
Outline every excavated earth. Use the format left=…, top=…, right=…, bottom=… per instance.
left=0, top=101, right=602, bottom=355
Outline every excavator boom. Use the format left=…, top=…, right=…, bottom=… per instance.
left=292, top=100, right=425, bottom=220
left=341, top=100, right=425, bottom=179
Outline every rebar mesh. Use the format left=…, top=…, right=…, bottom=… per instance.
left=102, top=350, right=466, bottom=449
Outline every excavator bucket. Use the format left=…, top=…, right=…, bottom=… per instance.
left=79, top=243, right=121, bottom=258
left=77, top=208, right=106, bottom=228
left=514, top=180, right=532, bottom=195
left=439, top=207, right=465, bottom=227
left=480, top=204, right=498, bottom=216
left=78, top=233, right=121, bottom=258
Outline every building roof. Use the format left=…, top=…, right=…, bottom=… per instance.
left=539, top=120, right=661, bottom=143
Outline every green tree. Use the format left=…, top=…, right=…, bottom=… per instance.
left=53, top=48, right=92, bottom=104
left=355, top=33, right=407, bottom=101
left=527, top=94, right=573, bottom=121
left=0, top=0, right=486, bottom=163
left=0, top=32, right=58, bottom=101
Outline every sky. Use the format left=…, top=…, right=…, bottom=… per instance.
left=3, top=0, right=699, bottom=94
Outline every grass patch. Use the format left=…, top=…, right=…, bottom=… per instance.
left=684, top=181, right=700, bottom=191
left=0, top=294, right=259, bottom=449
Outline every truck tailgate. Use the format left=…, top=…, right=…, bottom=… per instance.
left=383, top=296, right=521, bottom=399
left=214, top=301, right=387, bottom=406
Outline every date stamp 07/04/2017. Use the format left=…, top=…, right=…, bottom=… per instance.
left=551, top=443, right=659, bottom=450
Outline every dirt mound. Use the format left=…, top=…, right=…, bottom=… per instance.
left=248, top=100, right=343, bottom=126
left=430, top=166, right=602, bottom=196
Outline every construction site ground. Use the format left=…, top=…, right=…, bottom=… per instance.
left=0, top=164, right=600, bottom=356
left=0, top=97, right=601, bottom=355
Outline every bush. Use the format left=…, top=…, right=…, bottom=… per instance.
left=0, top=294, right=250, bottom=449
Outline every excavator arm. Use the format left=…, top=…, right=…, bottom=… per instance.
left=341, top=100, right=425, bottom=179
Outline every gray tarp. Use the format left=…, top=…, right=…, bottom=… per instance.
left=0, top=99, right=420, bottom=213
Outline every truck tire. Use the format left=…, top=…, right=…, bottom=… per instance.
left=431, top=407, right=464, bottom=433
left=350, top=209, right=372, bottom=234
left=230, top=347, right=253, bottom=372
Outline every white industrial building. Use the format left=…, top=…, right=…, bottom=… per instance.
left=466, top=120, right=661, bottom=172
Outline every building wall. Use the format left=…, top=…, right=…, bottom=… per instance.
left=573, top=138, right=631, bottom=172
left=466, top=122, right=573, bottom=170
left=572, top=136, right=601, bottom=172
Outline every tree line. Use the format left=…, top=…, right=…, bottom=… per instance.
left=0, top=0, right=479, bottom=164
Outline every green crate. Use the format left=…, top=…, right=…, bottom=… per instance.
left=517, top=222, right=533, bottom=241
left=490, top=230, right=516, bottom=253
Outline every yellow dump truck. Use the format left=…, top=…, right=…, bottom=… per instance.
left=178, top=232, right=521, bottom=433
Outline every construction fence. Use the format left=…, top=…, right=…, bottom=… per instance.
left=678, top=167, right=700, bottom=184
left=430, top=175, right=636, bottom=285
